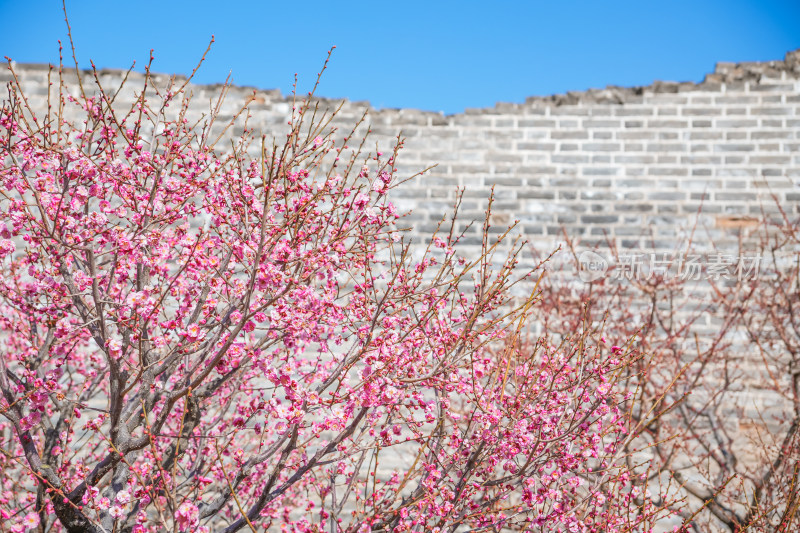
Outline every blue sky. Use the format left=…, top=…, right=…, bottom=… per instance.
left=1, top=1, right=798, bottom=114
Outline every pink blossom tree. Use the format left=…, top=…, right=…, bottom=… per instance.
left=0, top=51, right=677, bottom=532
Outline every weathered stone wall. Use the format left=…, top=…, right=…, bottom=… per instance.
left=4, top=50, right=798, bottom=337
left=4, top=51, right=798, bottom=255
left=3, top=51, right=799, bottom=417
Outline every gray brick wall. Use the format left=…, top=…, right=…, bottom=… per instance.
left=4, top=52, right=798, bottom=258
left=3, top=51, right=799, bottom=417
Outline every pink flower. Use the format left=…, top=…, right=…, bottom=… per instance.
left=106, top=338, right=122, bottom=356
left=73, top=270, right=93, bottom=292
left=126, top=291, right=145, bottom=307
left=20, top=411, right=41, bottom=431
left=354, top=193, right=370, bottom=210
left=22, top=513, right=39, bottom=530
left=186, top=323, right=201, bottom=339
left=175, top=502, right=199, bottom=531
left=0, top=239, right=15, bottom=258
left=81, top=486, right=99, bottom=505
left=109, top=505, right=125, bottom=519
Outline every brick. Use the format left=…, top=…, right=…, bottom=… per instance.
left=518, top=190, right=555, bottom=199
left=551, top=131, right=589, bottom=140
left=717, top=119, right=757, bottom=128
left=648, top=120, right=689, bottom=128
left=724, top=156, right=746, bottom=164
left=647, top=143, right=687, bottom=152
left=524, top=130, right=548, bottom=140
left=518, top=166, right=556, bottom=174
left=749, top=155, right=791, bottom=164
left=581, top=215, right=620, bottom=224
left=752, top=131, right=793, bottom=139
left=682, top=108, right=720, bottom=116
left=657, top=108, right=679, bottom=116
left=615, top=155, right=655, bottom=164
left=616, top=203, right=654, bottom=212
left=726, top=132, right=748, bottom=140
left=757, top=143, right=781, bottom=151
left=716, top=192, right=757, bottom=201
left=485, top=177, right=524, bottom=187
left=581, top=191, right=617, bottom=200
left=648, top=192, right=686, bottom=201
left=614, top=108, right=654, bottom=116
left=689, top=131, right=724, bottom=140
left=714, top=96, right=758, bottom=104
left=517, top=142, right=556, bottom=151
left=487, top=152, right=524, bottom=163
left=551, top=177, right=588, bottom=187
left=750, top=84, right=795, bottom=92
left=752, top=107, right=793, bottom=115
left=582, top=143, right=621, bottom=151
left=713, top=144, right=756, bottom=152
left=648, top=167, right=688, bottom=176
left=682, top=155, right=722, bottom=164
left=518, top=119, right=556, bottom=127
left=550, top=107, right=591, bottom=116
left=450, top=165, right=485, bottom=174
left=582, top=119, right=622, bottom=128
left=760, top=168, right=783, bottom=177
left=583, top=168, right=619, bottom=175
left=552, top=154, right=590, bottom=164
left=723, top=107, right=750, bottom=116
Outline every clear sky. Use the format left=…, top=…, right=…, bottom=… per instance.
left=1, top=1, right=798, bottom=115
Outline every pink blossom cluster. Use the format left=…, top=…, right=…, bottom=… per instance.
left=0, top=61, right=681, bottom=532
